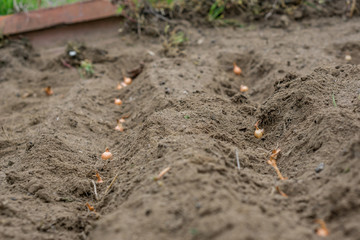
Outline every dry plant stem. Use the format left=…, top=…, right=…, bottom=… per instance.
left=1, top=126, right=10, bottom=140
left=102, top=172, right=120, bottom=199
left=267, top=149, right=286, bottom=180
left=155, top=167, right=171, bottom=181
left=268, top=159, right=286, bottom=180
left=91, top=180, right=98, bottom=201
left=276, top=186, right=288, bottom=197
left=255, top=120, right=260, bottom=130
left=350, top=0, right=356, bottom=17
left=271, top=148, right=281, bottom=159
left=236, top=149, right=241, bottom=170
left=60, top=58, right=73, bottom=69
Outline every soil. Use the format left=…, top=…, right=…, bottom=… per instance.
left=1, top=16, right=360, bottom=240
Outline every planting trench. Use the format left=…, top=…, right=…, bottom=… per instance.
left=0, top=17, right=360, bottom=240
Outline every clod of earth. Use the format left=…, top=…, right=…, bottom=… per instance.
left=315, top=162, right=325, bottom=173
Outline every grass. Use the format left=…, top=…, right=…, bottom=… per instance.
left=332, top=93, right=337, bottom=107
left=0, top=0, right=81, bottom=15
left=208, top=1, right=225, bottom=21
left=115, top=0, right=350, bottom=30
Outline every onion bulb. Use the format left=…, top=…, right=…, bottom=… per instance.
left=115, top=124, right=124, bottom=132
left=86, top=203, right=95, bottom=212
left=119, top=118, right=126, bottom=123
left=233, top=62, right=242, bottom=75
left=315, top=219, right=329, bottom=237
left=345, top=55, right=352, bottom=61
left=44, top=86, right=53, bottom=96
left=115, top=119, right=124, bottom=132
left=124, top=77, right=132, bottom=85
left=95, top=171, right=103, bottom=183
left=240, top=85, right=249, bottom=92
left=101, top=148, right=112, bottom=160
left=114, top=98, right=122, bottom=105
left=254, top=120, right=264, bottom=139
left=117, top=83, right=123, bottom=90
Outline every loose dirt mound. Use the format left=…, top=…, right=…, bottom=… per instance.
left=0, top=18, right=359, bottom=240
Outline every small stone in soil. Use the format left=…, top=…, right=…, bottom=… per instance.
left=26, top=142, right=34, bottom=151
left=315, top=162, right=325, bottom=173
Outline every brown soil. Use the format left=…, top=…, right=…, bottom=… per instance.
left=1, top=17, right=360, bottom=240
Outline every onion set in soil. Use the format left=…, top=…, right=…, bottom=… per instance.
left=101, top=148, right=112, bottom=160
left=240, top=85, right=249, bottom=92
left=115, top=119, right=124, bottom=132
left=117, top=82, right=127, bottom=89
left=44, top=86, right=53, bottom=96
left=95, top=171, right=103, bottom=183
left=114, top=98, right=122, bottom=105
left=124, top=77, right=132, bottom=85
left=254, top=121, right=264, bottom=139
left=233, top=62, right=242, bottom=75
left=315, top=219, right=329, bottom=237
left=86, top=202, right=95, bottom=212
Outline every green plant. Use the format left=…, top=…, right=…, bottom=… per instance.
left=332, top=93, right=337, bottom=107
left=79, top=59, right=94, bottom=78
left=162, top=24, right=187, bottom=56
left=0, top=0, right=81, bottom=15
left=208, top=0, right=225, bottom=21
left=169, top=30, right=186, bottom=45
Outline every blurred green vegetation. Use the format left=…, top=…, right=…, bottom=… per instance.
left=0, top=0, right=81, bottom=15
left=1, top=0, right=357, bottom=20
left=115, top=0, right=337, bottom=23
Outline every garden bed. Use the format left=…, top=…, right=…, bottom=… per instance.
left=0, top=2, right=360, bottom=240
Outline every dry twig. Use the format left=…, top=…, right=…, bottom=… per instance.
left=349, top=0, right=357, bottom=17
left=91, top=180, right=98, bottom=201
left=236, top=149, right=241, bottom=170
left=102, top=172, right=120, bottom=198
left=276, top=186, right=288, bottom=198
left=154, top=167, right=171, bottom=181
